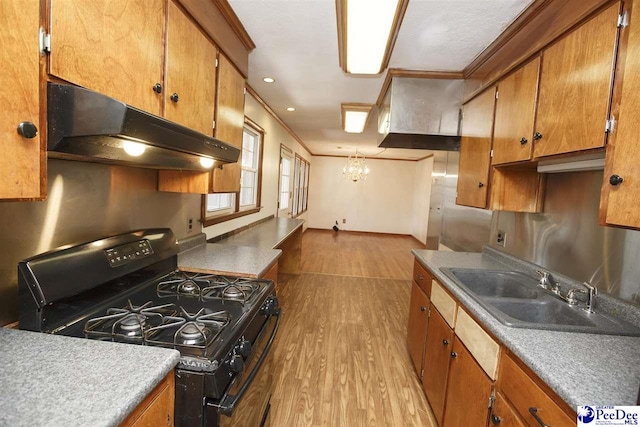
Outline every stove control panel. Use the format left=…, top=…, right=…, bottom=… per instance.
left=105, top=239, right=154, bottom=267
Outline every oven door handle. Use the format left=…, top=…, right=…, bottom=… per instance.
left=217, top=310, right=280, bottom=416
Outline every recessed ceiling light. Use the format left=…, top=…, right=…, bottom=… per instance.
left=341, top=103, right=373, bottom=133
left=286, top=107, right=296, bottom=112
left=262, top=77, right=275, bottom=83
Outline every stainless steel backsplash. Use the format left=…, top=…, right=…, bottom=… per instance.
left=0, top=159, right=201, bottom=326
left=490, top=170, right=640, bottom=305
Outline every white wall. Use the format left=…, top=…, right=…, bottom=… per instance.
left=307, top=156, right=421, bottom=234
left=411, top=156, right=434, bottom=244
left=203, top=94, right=311, bottom=239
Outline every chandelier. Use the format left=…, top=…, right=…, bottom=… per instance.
left=343, top=150, right=370, bottom=182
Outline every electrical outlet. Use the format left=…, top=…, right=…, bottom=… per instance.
left=496, top=230, right=506, bottom=247
left=342, top=218, right=346, bottom=224
left=187, top=217, right=194, bottom=234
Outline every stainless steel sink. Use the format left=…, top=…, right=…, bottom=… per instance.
left=440, top=268, right=640, bottom=336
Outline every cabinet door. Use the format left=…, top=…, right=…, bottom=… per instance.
left=165, top=0, right=217, bottom=135
left=0, top=0, right=44, bottom=200
left=50, top=0, right=165, bottom=115
left=211, top=54, right=245, bottom=193
left=456, top=88, right=495, bottom=208
left=442, top=337, right=492, bottom=427
left=493, top=57, right=540, bottom=165
left=533, top=3, right=620, bottom=158
left=601, top=1, right=640, bottom=228
left=490, top=392, right=526, bottom=427
left=407, top=282, right=429, bottom=376
left=422, top=307, right=454, bottom=425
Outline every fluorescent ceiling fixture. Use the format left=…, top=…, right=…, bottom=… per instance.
left=122, top=141, right=146, bottom=157
left=337, top=0, right=409, bottom=75
left=341, top=103, right=373, bottom=133
left=199, top=156, right=215, bottom=168
left=286, top=107, right=296, bottom=112
left=262, top=77, right=275, bottom=83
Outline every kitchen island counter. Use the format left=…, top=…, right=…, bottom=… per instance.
left=412, top=248, right=640, bottom=410
left=0, top=328, right=180, bottom=427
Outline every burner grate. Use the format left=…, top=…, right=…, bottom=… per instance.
left=156, top=272, right=260, bottom=304
left=84, top=301, right=175, bottom=342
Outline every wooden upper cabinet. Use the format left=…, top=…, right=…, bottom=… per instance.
left=600, top=1, right=640, bottom=229
left=441, top=337, right=492, bottom=427
left=49, top=0, right=165, bottom=116
left=407, top=282, right=429, bottom=377
left=211, top=54, right=246, bottom=193
left=456, top=88, right=496, bottom=208
left=165, top=1, right=217, bottom=135
left=216, top=54, right=245, bottom=148
left=533, top=3, right=621, bottom=158
left=422, top=307, right=454, bottom=426
left=492, top=57, right=540, bottom=165
left=0, top=0, right=44, bottom=200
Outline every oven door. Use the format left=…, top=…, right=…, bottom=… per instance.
left=207, top=312, right=279, bottom=427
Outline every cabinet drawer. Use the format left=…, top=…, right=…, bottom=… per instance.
left=498, top=354, right=574, bottom=427
left=430, top=281, right=457, bottom=328
left=413, top=259, right=432, bottom=297
left=455, top=308, right=500, bottom=380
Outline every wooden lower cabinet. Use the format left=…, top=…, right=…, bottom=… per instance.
left=121, top=371, right=174, bottom=427
left=442, top=337, right=492, bottom=426
left=422, top=307, right=454, bottom=425
left=407, top=282, right=429, bottom=376
left=413, top=259, right=432, bottom=297
left=261, top=261, right=279, bottom=291
left=498, top=353, right=574, bottom=427
left=490, top=392, right=526, bottom=427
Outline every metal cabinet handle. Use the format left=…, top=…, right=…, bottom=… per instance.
left=153, top=83, right=163, bottom=94
left=609, top=174, right=624, bottom=186
left=528, top=407, right=550, bottom=427
left=442, top=339, right=449, bottom=346
left=533, top=132, right=543, bottom=141
left=416, top=274, right=424, bottom=281
left=520, top=137, right=528, bottom=145
left=170, top=92, right=179, bottom=103
left=478, top=182, right=484, bottom=188
left=491, top=414, right=502, bottom=424
left=420, top=306, right=426, bottom=312
left=450, top=351, right=457, bottom=358
left=17, top=121, right=38, bottom=139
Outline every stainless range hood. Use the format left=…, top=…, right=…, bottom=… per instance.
left=47, top=83, right=240, bottom=170
left=378, top=78, right=463, bottom=151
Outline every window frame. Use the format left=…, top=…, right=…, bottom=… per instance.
left=201, top=117, right=265, bottom=227
left=292, top=153, right=310, bottom=217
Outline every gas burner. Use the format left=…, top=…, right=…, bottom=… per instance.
left=84, top=301, right=175, bottom=341
left=157, top=272, right=216, bottom=298
left=201, top=278, right=260, bottom=304
left=145, top=307, right=230, bottom=353
left=177, top=280, right=199, bottom=294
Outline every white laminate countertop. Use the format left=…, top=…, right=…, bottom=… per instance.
left=412, top=249, right=640, bottom=409
left=0, top=328, right=180, bottom=427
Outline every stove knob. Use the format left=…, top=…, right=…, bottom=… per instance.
left=260, top=296, right=280, bottom=316
left=228, top=354, right=243, bottom=373
left=236, top=340, right=252, bottom=359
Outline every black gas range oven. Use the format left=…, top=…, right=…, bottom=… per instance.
left=18, top=229, right=280, bottom=427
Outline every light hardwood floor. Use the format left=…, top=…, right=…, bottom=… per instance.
left=270, top=230, right=436, bottom=426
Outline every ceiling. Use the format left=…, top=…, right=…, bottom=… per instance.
left=229, top=0, right=534, bottom=160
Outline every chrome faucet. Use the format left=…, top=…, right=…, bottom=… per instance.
left=536, top=270, right=560, bottom=293
left=567, top=282, right=598, bottom=313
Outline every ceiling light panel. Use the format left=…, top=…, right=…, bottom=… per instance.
left=337, top=0, right=409, bottom=75
left=341, top=103, right=373, bottom=133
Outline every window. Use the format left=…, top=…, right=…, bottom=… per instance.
left=279, top=155, right=291, bottom=211
left=202, top=120, right=264, bottom=226
left=240, top=128, right=260, bottom=208
left=292, top=154, right=310, bottom=217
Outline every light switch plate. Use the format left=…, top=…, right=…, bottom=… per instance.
left=496, top=230, right=506, bottom=247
